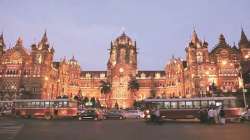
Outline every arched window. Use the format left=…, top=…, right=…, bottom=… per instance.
left=196, top=52, right=203, bottom=63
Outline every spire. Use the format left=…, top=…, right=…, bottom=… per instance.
left=218, top=34, right=227, bottom=47
left=239, top=28, right=248, bottom=46
left=191, top=30, right=199, bottom=43
left=15, top=37, right=23, bottom=47
left=0, top=32, right=5, bottom=47
left=41, top=30, right=48, bottom=44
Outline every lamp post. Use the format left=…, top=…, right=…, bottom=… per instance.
left=240, top=68, right=247, bottom=109
left=44, top=76, right=49, bottom=99
left=236, top=65, right=247, bottom=109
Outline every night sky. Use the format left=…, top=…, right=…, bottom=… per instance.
left=0, top=0, right=250, bottom=70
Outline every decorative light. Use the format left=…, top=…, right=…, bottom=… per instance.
left=205, top=71, right=209, bottom=75
left=44, top=76, right=49, bottom=81
left=119, top=68, right=124, bottom=73
left=222, top=60, right=227, bottom=65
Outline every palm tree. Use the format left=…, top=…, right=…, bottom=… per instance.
left=99, top=80, right=112, bottom=107
left=128, top=78, right=140, bottom=100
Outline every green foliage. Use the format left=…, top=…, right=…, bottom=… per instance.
left=99, top=80, right=111, bottom=95
left=128, top=79, right=140, bottom=92
left=128, top=78, right=140, bottom=98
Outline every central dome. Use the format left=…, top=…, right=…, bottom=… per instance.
left=114, top=32, right=133, bottom=46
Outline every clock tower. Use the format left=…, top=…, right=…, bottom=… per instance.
left=107, top=32, right=137, bottom=108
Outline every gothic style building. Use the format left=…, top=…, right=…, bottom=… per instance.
left=0, top=30, right=250, bottom=108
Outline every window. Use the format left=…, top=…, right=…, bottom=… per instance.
left=45, top=101, right=50, bottom=107
left=186, top=101, right=193, bottom=109
left=63, top=101, right=68, bottom=107
left=201, top=101, right=208, bottom=108
left=208, top=101, right=215, bottom=106
left=179, top=101, right=185, bottom=109
left=196, top=52, right=203, bottom=63
left=40, top=102, right=44, bottom=108
left=163, top=102, right=170, bottom=109
left=215, top=101, right=222, bottom=107
left=171, top=102, right=177, bottom=109
left=193, top=101, right=200, bottom=108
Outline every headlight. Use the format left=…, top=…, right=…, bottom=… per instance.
left=146, top=110, right=150, bottom=114
left=146, top=115, right=151, bottom=118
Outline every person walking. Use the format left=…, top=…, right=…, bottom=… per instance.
left=208, top=107, right=214, bottom=124
left=214, top=107, right=220, bottom=124
left=219, top=107, right=226, bottom=125
left=155, top=107, right=161, bottom=124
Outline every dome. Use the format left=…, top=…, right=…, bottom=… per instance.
left=114, top=32, right=134, bottom=46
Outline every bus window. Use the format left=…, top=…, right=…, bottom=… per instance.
left=40, top=101, right=45, bottom=108
left=201, top=101, right=208, bottom=108
left=171, top=102, right=177, bottom=109
left=50, top=101, right=54, bottom=107
left=45, top=101, right=50, bottom=108
left=215, top=101, right=222, bottom=107
left=58, top=101, right=63, bottom=107
left=179, top=101, right=185, bottom=109
left=35, top=101, right=40, bottom=107
left=193, top=101, right=200, bottom=108
left=158, top=102, right=164, bottom=109
left=164, top=102, right=170, bottom=109
left=63, top=101, right=69, bottom=107
left=209, top=101, right=215, bottom=106
left=186, top=101, right=193, bottom=109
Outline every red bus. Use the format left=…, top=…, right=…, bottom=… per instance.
left=14, top=99, right=78, bottom=120
left=144, top=97, right=243, bottom=122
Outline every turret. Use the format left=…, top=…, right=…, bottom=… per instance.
left=15, top=37, right=23, bottom=47
left=239, top=28, right=249, bottom=48
left=0, top=33, right=5, bottom=56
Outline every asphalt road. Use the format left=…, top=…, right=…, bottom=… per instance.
left=0, top=117, right=250, bottom=140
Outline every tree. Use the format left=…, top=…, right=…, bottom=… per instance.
left=99, top=80, right=112, bottom=108
left=128, top=78, right=140, bottom=100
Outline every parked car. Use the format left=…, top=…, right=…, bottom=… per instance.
left=123, top=110, right=145, bottom=119
left=103, top=110, right=125, bottom=120
left=241, top=109, right=250, bottom=121
left=78, top=109, right=103, bottom=121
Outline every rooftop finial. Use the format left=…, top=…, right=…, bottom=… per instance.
left=41, top=29, right=48, bottom=43
left=121, top=26, right=126, bottom=35
left=16, top=36, right=23, bottom=47
left=191, top=29, right=199, bottom=43
left=239, top=27, right=248, bottom=45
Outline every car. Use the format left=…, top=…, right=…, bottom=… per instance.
left=78, top=109, right=103, bottom=121
left=103, top=110, right=125, bottom=120
left=123, top=110, right=145, bottom=119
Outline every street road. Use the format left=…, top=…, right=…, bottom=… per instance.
left=0, top=117, right=250, bottom=140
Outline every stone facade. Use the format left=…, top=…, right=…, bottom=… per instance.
left=0, top=30, right=250, bottom=108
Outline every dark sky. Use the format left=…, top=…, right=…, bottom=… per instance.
left=0, top=0, right=250, bottom=70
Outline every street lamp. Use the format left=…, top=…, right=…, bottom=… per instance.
left=236, top=65, right=247, bottom=109
left=44, top=76, right=49, bottom=99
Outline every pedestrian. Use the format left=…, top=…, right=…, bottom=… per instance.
left=219, top=107, right=226, bottom=125
left=199, top=108, right=208, bottom=123
left=213, top=107, right=219, bottom=124
left=208, top=107, right=214, bottom=124
left=155, top=107, right=161, bottom=124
